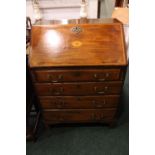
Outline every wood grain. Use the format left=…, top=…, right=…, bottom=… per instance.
left=39, top=95, right=120, bottom=109
left=35, top=81, right=123, bottom=96
left=32, top=68, right=121, bottom=82
left=42, top=109, right=117, bottom=123
left=29, top=19, right=127, bottom=67
left=29, top=18, right=128, bottom=126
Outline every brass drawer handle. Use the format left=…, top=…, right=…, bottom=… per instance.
left=92, top=100, right=106, bottom=108
left=47, top=74, right=63, bottom=82
left=54, top=87, right=64, bottom=95
left=47, top=74, right=52, bottom=81
left=59, top=74, right=63, bottom=79
left=94, top=86, right=108, bottom=94
left=49, top=87, right=64, bottom=95
left=93, top=73, right=109, bottom=81
left=53, top=101, right=65, bottom=108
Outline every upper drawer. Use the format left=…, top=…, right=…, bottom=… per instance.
left=35, top=81, right=122, bottom=96
left=32, top=69, right=121, bottom=83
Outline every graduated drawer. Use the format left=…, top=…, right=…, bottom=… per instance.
left=39, top=95, right=120, bottom=109
left=43, top=109, right=116, bottom=123
left=35, top=82, right=122, bottom=96
left=32, top=69, right=121, bottom=83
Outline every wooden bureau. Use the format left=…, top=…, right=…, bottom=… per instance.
left=29, top=18, right=128, bottom=127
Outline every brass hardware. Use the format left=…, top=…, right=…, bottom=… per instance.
left=53, top=87, right=64, bottom=95
left=50, top=87, right=64, bottom=95
left=59, top=74, right=63, bottom=80
left=47, top=74, right=63, bottom=82
left=95, top=91, right=105, bottom=94
left=52, top=80, right=59, bottom=83
left=94, top=73, right=105, bottom=81
left=105, top=73, right=110, bottom=77
left=104, top=86, right=108, bottom=90
left=71, top=26, right=82, bottom=34
left=53, top=101, right=65, bottom=108
left=52, top=75, right=63, bottom=82
left=94, top=74, right=97, bottom=78
left=94, top=73, right=110, bottom=81
left=94, top=86, right=108, bottom=94
left=47, top=74, right=52, bottom=81
left=60, top=87, right=64, bottom=92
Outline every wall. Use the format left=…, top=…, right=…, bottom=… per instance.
left=26, top=0, right=98, bottom=23
left=100, top=0, right=115, bottom=18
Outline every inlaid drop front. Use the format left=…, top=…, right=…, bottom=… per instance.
left=29, top=19, right=127, bottom=67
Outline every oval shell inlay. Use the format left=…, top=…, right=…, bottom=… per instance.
left=72, top=41, right=82, bottom=47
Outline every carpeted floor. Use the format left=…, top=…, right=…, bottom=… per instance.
left=26, top=68, right=129, bottom=155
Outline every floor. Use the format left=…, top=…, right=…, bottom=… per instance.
left=26, top=68, right=129, bottom=155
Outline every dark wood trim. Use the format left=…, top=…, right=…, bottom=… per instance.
left=97, top=0, right=101, bottom=18
left=115, top=0, right=129, bottom=7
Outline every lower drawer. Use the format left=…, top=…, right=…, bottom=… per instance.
left=39, top=95, right=120, bottom=109
left=43, top=109, right=117, bottom=123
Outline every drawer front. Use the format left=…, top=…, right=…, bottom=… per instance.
left=43, top=109, right=116, bottom=123
left=32, top=69, right=121, bottom=82
left=35, top=82, right=122, bottom=96
left=39, top=95, right=120, bottom=109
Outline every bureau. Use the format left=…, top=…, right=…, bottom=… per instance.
left=29, top=18, right=128, bottom=127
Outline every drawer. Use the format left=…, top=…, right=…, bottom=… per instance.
left=39, top=95, right=120, bottom=109
left=43, top=109, right=117, bottom=123
left=32, top=69, right=121, bottom=83
left=35, top=82, right=122, bottom=96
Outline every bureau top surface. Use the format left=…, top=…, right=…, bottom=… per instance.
left=34, top=18, right=120, bottom=25
left=29, top=18, right=127, bottom=68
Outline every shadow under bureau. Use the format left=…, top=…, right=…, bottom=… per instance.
left=29, top=18, right=128, bottom=127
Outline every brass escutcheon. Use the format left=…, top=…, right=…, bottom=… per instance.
left=71, top=26, right=82, bottom=34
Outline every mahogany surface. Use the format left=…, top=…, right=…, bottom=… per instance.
left=29, top=19, right=127, bottom=67
left=29, top=18, right=128, bottom=126
left=43, top=109, right=116, bottom=123
left=35, top=82, right=122, bottom=96
left=32, top=68, right=121, bottom=82
left=39, top=95, right=120, bottom=109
